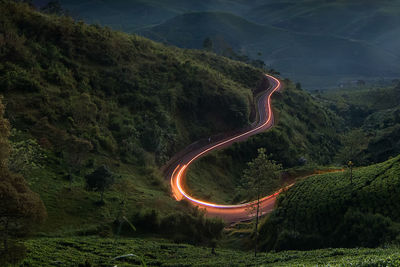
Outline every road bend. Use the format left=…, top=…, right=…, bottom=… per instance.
left=168, top=74, right=282, bottom=223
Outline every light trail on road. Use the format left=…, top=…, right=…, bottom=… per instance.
left=168, top=74, right=282, bottom=222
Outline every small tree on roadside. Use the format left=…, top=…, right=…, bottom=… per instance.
left=241, top=148, right=282, bottom=257
left=85, top=165, right=114, bottom=203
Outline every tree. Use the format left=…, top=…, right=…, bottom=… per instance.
left=0, top=96, right=46, bottom=264
left=241, top=148, right=282, bottom=256
left=202, top=37, right=213, bottom=52
left=357, top=80, right=366, bottom=87
left=85, top=165, right=114, bottom=203
left=64, top=135, right=93, bottom=188
left=41, top=1, right=63, bottom=15
left=9, top=133, right=46, bottom=176
left=336, top=129, right=367, bottom=184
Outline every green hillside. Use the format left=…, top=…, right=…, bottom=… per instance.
left=3, top=1, right=400, bottom=265
left=320, top=83, right=400, bottom=163
left=0, top=1, right=341, bottom=241
left=259, top=155, right=400, bottom=250
left=0, top=1, right=264, bottom=235
left=186, top=80, right=343, bottom=204
left=33, top=0, right=400, bottom=88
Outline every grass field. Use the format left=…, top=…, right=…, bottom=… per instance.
left=22, top=236, right=400, bottom=266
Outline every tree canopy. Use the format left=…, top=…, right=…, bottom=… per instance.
left=0, top=96, right=46, bottom=264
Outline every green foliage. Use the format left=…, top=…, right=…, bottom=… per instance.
left=127, top=207, right=225, bottom=246
left=0, top=96, right=11, bottom=168
left=0, top=241, right=27, bottom=266
left=0, top=95, right=47, bottom=265
left=336, top=129, right=368, bottom=165
left=321, top=83, right=400, bottom=163
left=0, top=1, right=266, bottom=236
left=21, top=236, right=400, bottom=266
left=9, top=130, right=46, bottom=176
left=85, top=165, right=114, bottom=202
left=259, top=155, right=400, bottom=250
left=186, top=81, right=342, bottom=204
left=228, top=82, right=343, bottom=168
left=0, top=1, right=261, bottom=168
left=241, top=148, right=282, bottom=200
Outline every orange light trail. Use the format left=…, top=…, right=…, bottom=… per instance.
left=170, top=74, right=282, bottom=210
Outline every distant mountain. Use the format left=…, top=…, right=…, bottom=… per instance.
left=34, top=0, right=400, bottom=88
left=245, top=0, right=400, bottom=57
left=140, top=12, right=400, bottom=89
left=33, top=0, right=253, bottom=31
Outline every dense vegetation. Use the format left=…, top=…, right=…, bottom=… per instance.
left=2, top=1, right=400, bottom=265
left=46, top=0, right=400, bottom=89
left=187, top=80, right=342, bottom=204
left=0, top=1, right=266, bottom=240
left=259, top=155, right=400, bottom=250
left=319, top=83, right=400, bottom=163
left=22, top=236, right=400, bottom=266
left=0, top=97, right=46, bottom=265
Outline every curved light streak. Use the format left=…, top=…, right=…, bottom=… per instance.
left=170, top=74, right=282, bottom=209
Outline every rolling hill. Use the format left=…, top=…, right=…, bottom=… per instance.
left=320, top=83, right=400, bottom=163
left=0, top=1, right=266, bottom=235
left=245, top=0, right=400, bottom=57
left=140, top=11, right=400, bottom=89
left=33, top=0, right=254, bottom=31
left=260, top=154, right=400, bottom=250
left=33, top=0, right=400, bottom=89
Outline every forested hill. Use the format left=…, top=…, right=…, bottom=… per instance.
left=0, top=1, right=343, bottom=235
left=0, top=1, right=264, bottom=167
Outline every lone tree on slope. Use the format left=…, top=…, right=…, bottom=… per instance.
left=336, top=129, right=367, bottom=184
left=242, top=148, right=282, bottom=257
left=85, top=165, right=114, bottom=203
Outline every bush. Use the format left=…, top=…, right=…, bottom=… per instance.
left=333, top=209, right=400, bottom=248
left=0, top=241, right=27, bottom=266
left=126, top=208, right=224, bottom=245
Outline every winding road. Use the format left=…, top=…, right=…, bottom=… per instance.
left=167, top=74, right=282, bottom=223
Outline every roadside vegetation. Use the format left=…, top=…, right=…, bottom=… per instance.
left=186, top=80, right=343, bottom=204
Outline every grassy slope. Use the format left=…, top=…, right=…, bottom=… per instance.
left=0, top=1, right=265, bottom=234
left=35, top=0, right=400, bottom=89
left=23, top=236, right=400, bottom=266
left=259, top=155, right=400, bottom=250
left=185, top=80, right=343, bottom=204
left=320, top=84, right=400, bottom=163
